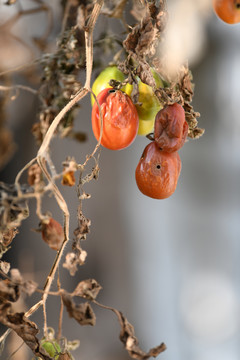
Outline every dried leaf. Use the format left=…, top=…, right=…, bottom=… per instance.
left=94, top=301, right=166, bottom=360
left=0, top=260, right=10, bottom=274
left=73, top=279, right=102, bottom=300
left=118, top=312, right=166, bottom=359
left=10, top=268, right=23, bottom=284
left=74, top=212, right=91, bottom=241
left=0, top=227, right=18, bottom=247
left=0, top=279, right=20, bottom=302
left=123, top=2, right=167, bottom=61
left=0, top=303, right=51, bottom=359
left=27, top=163, right=43, bottom=187
left=21, top=279, right=38, bottom=296
left=63, top=250, right=87, bottom=276
left=0, top=183, right=30, bottom=232
left=61, top=291, right=96, bottom=326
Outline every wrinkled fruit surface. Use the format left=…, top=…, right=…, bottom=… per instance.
left=92, top=88, right=139, bottom=150
left=135, top=142, right=181, bottom=199
left=41, top=217, right=64, bottom=251
left=154, top=103, right=188, bottom=152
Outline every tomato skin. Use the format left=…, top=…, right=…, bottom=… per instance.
left=92, top=88, right=139, bottom=150
left=125, top=69, right=164, bottom=123
left=138, top=118, right=155, bottom=136
left=135, top=142, right=181, bottom=199
left=40, top=340, right=61, bottom=359
left=213, top=0, right=240, bottom=24
left=91, top=66, right=125, bottom=106
left=154, top=103, right=188, bottom=152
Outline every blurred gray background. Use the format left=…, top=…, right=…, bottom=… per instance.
left=1, top=1, right=240, bottom=360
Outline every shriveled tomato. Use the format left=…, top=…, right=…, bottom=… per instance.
left=154, top=103, right=188, bottom=152
left=40, top=217, right=64, bottom=251
left=92, top=88, right=139, bottom=150
left=213, top=0, right=240, bottom=24
left=135, top=142, right=181, bottom=199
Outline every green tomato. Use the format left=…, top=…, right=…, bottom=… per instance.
left=125, top=69, right=164, bottom=122
left=137, top=118, right=155, bottom=136
left=41, top=340, right=61, bottom=359
left=91, top=66, right=125, bottom=106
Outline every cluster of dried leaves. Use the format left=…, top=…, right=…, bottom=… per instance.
left=0, top=0, right=204, bottom=359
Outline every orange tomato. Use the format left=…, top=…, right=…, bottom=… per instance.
left=135, top=142, right=181, bottom=199
left=213, top=0, right=240, bottom=24
left=91, top=88, right=139, bottom=150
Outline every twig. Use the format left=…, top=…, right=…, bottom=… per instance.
left=0, top=84, right=38, bottom=98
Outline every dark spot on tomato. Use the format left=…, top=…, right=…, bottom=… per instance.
left=108, top=89, right=116, bottom=93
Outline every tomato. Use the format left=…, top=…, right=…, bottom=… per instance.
left=40, top=217, right=64, bottom=251
left=154, top=103, right=188, bottom=152
left=125, top=69, right=164, bottom=123
left=41, top=340, right=61, bottom=359
left=135, top=142, right=181, bottom=199
left=138, top=118, right=155, bottom=136
left=91, top=66, right=125, bottom=106
left=212, top=0, right=240, bottom=24
left=91, top=88, right=139, bottom=150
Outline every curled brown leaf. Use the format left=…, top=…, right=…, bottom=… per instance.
left=0, top=302, right=51, bottom=359
left=61, top=291, right=96, bottom=326
left=72, top=279, right=102, bottom=300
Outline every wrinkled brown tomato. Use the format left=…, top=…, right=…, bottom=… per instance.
left=154, top=103, right=188, bottom=152
left=92, top=88, right=139, bottom=150
left=40, top=217, right=64, bottom=251
left=135, top=142, right=181, bottom=199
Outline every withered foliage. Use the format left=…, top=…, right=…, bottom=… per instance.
left=118, top=311, right=166, bottom=360
left=0, top=183, right=30, bottom=233
left=32, top=27, right=84, bottom=144
left=61, top=291, right=96, bottom=326
left=0, top=302, right=52, bottom=360
left=0, top=279, right=20, bottom=302
left=72, top=279, right=102, bottom=300
left=92, top=300, right=166, bottom=360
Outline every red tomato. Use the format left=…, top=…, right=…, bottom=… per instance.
left=213, top=0, right=240, bottom=24
left=91, top=88, right=139, bottom=150
left=135, top=142, right=181, bottom=199
left=154, top=103, right=188, bottom=152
